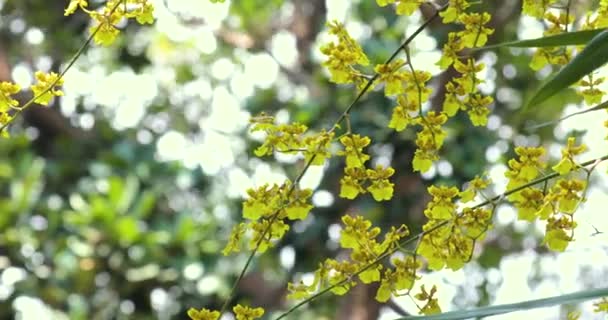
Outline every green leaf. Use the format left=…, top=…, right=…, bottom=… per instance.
left=480, top=28, right=606, bottom=49
left=395, top=287, right=608, bottom=320
left=526, top=29, right=608, bottom=109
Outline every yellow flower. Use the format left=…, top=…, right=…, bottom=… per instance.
left=64, top=0, right=88, bottom=16
left=460, top=175, right=490, bottom=203
left=375, top=59, right=407, bottom=96
left=437, top=33, right=464, bottom=70
left=465, top=94, right=493, bottom=126
left=222, top=222, right=246, bottom=256
left=187, top=308, right=220, bottom=320
left=425, top=185, right=459, bottom=220
left=522, top=0, right=557, bottom=18
left=544, top=216, right=576, bottom=252
left=439, top=0, right=470, bottom=23
left=0, top=81, right=21, bottom=111
left=458, top=12, right=494, bottom=48
left=395, top=0, right=425, bottom=16
left=552, top=137, right=586, bottom=175
left=338, top=134, right=371, bottom=168
left=415, top=285, right=442, bottom=315
left=554, top=179, right=586, bottom=214
left=453, top=58, right=484, bottom=93
left=30, top=72, right=64, bottom=106
left=366, top=166, right=395, bottom=201
left=389, top=95, right=419, bottom=131
left=233, top=305, right=264, bottom=320
left=320, top=21, right=369, bottom=84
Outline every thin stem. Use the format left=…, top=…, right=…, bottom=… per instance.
left=273, top=154, right=608, bottom=320
left=219, top=2, right=451, bottom=315
left=0, top=0, right=125, bottom=133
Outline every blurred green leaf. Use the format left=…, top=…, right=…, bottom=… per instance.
left=396, top=287, right=608, bottom=320
left=526, top=29, right=608, bottom=109
left=481, top=28, right=606, bottom=49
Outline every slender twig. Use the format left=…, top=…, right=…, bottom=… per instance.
left=218, top=2, right=450, bottom=316
left=273, top=154, right=608, bottom=320
left=0, top=0, right=125, bottom=133
left=526, top=100, right=608, bottom=131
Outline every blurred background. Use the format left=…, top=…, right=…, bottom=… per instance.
left=0, top=0, right=607, bottom=319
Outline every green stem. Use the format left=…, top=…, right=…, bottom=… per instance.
left=273, top=154, right=608, bottom=320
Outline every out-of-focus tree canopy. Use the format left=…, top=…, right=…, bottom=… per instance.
left=0, top=0, right=607, bottom=319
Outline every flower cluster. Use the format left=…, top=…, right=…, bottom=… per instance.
left=0, top=71, right=65, bottom=137
left=418, top=185, right=493, bottom=271
left=31, top=72, right=65, bottom=106
left=250, top=113, right=335, bottom=166
left=506, top=140, right=589, bottom=251
left=320, top=21, right=370, bottom=86
left=65, top=0, right=155, bottom=46
left=505, top=146, right=546, bottom=194
left=287, top=215, right=412, bottom=303
left=223, top=180, right=313, bottom=255
left=576, top=74, right=605, bottom=106
left=414, top=285, right=442, bottom=315
left=336, top=134, right=396, bottom=201
left=187, top=304, right=264, bottom=320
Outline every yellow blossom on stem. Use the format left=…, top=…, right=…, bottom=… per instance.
left=320, top=21, right=369, bottom=84
left=505, top=146, right=546, bottom=193
left=425, top=185, right=459, bottom=220
left=456, top=207, right=492, bottom=239
left=522, top=0, right=557, bottom=18
left=65, top=0, right=88, bottom=16
left=442, top=82, right=466, bottom=117
left=439, top=0, right=470, bottom=23
left=249, top=219, right=289, bottom=253
left=366, top=165, right=395, bottom=201
left=31, top=72, right=64, bottom=106
left=187, top=308, right=220, bottom=320
left=375, top=256, right=421, bottom=302
left=453, top=58, right=484, bottom=93
left=544, top=12, right=573, bottom=36
left=552, top=137, right=587, bottom=175
left=530, top=47, right=571, bottom=71
left=553, top=179, right=586, bottom=214
left=458, top=12, right=494, bottom=48
left=576, top=75, right=605, bottom=105
left=325, top=259, right=359, bottom=295
left=388, top=95, right=418, bottom=131
left=437, top=33, right=464, bottom=70
left=544, top=216, right=576, bottom=252
left=0, top=81, right=21, bottom=111
left=416, top=111, right=448, bottom=148
left=513, top=188, right=547, bottom=221
left=464, top=94, right=493, bottom=126
left=233, top=305, right=264, bottom=320
left=460, top=174, right=490, bottom=203
left=222, top=222, right=246, bottom=256
left=89, top=10, right=122, bottom=46
left=376, top=0, right=424, bottom=16
left=303, top=130, right=335, bottom=165
left=375, top=59, right=407, bottom=96
left=405, top=70, right=433, bottom=104
left=340, top=167, right=367, bottom=199
left=338, top=134, right=371, bottom=168
left=415, top=285, right=441, bottom=315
